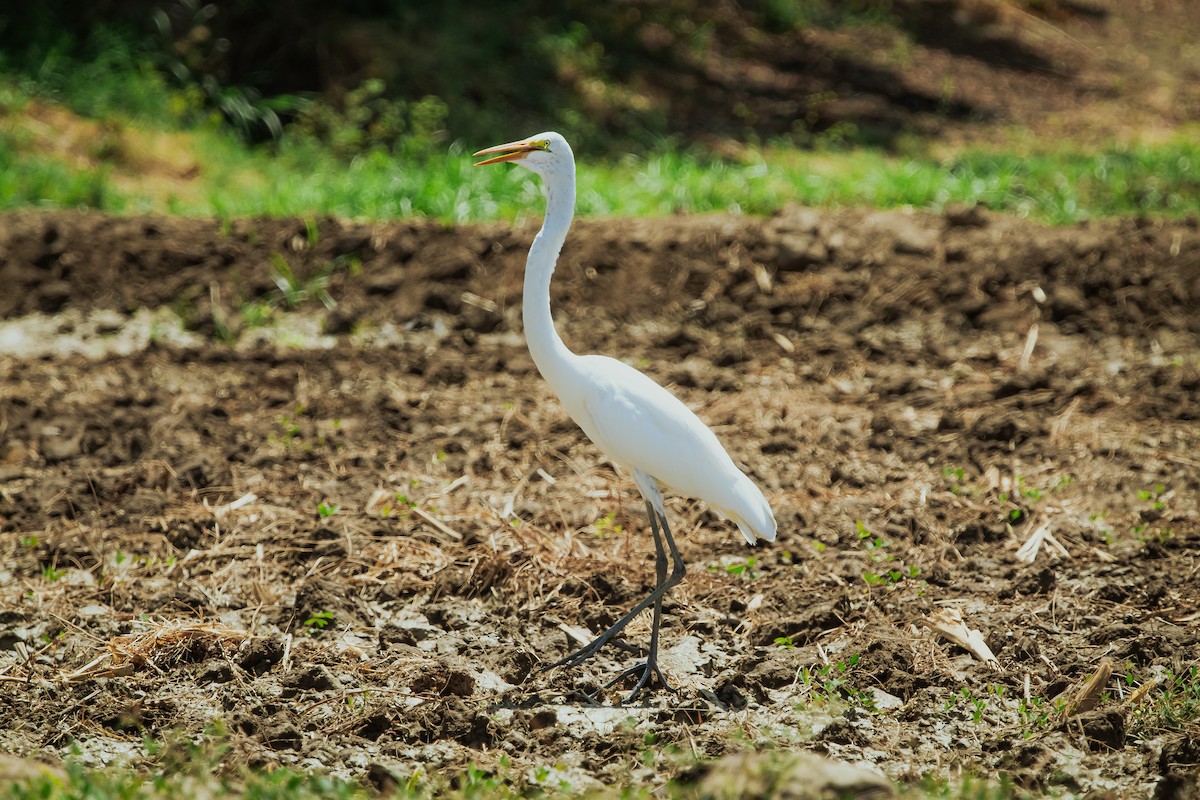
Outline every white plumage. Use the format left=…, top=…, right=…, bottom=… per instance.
left=474, top=131, right=776, bottom=702
left=565, top=354, right=776, bottom=545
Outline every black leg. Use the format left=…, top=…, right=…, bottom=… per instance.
left=598, top=501, right=676, bottom=702
left=545, top=500, right=686, bottom=703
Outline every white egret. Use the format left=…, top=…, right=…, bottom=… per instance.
left=474, top=132, right=777, bottom=702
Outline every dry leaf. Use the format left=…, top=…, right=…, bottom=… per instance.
left=1059, top=658, right=1114, bottom=717
left=924, top=608, right=998, bottom=664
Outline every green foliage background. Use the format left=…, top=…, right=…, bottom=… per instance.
left=1, top=1, right=1199, bottom=223
left=0, top=1, right=909, bottom=150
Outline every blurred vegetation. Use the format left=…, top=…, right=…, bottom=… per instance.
left=0, top=1, right=1199, bottom=224
left=0, top=1, right=900, bottom=154
left=0, top=728, right=1057, bottom=800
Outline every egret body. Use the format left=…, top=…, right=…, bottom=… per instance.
left=474, top=132, right=776, bottom=702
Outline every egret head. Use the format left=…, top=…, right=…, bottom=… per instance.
left=473, top=131, right=573, bottom=178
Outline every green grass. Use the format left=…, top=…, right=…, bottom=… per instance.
left=6, top=110, right=1200, bottom=225
left=0, top=24, right=188, bottom=126
left=3, top=22, right=1200, bottom=225
left=2, top=761, right=371, bottom=800
left=0, top=752, right=1044, bottom=800
left=0, top=133, right=117, bottom=210
left=1131, top=665, right=1200, bottom=734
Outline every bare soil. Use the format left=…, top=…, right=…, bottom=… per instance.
left=4, top=1, right=1200, bottom=795
left=1, top=203, right=1198, bottom=796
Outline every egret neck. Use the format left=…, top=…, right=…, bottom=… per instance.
left=522, top=165, right=577, bottom=388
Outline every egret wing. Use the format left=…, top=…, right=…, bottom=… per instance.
left=572, top=356, right=752, bottom=512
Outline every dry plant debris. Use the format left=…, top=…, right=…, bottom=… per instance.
left=923, top=608, right=998, bottom=665
left=65, top=622, right=250, bottom=683
left=0, top=204, right=1197, bottom=794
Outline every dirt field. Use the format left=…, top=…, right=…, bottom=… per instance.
left=1, top=204, right=1198, bottom=796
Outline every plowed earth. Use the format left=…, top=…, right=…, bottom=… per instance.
left=1, top=207, right=1199, bottom=796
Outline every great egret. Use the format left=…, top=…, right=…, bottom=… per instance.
left=474, top=132, right=777, bottom=703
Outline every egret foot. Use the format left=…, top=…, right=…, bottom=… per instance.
left=541, top=498, right=686, bottom=702
left=564, top=688, right=604, bottom=707
left=541, top=635, right=642, bottom=671
left=604, top=658, right=676, bottom=705
left=546, top=625, right=631, bottom=672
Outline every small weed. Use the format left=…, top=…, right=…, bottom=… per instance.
left=39, top=631, right=67, bottom=646
left=304, top=610, right=334, bottom=632
left=856, top=520, right=920, bottom=587
left=1132, top=482, right=1180, bottom=544
left=995, top=472, right=1075, bottom=526
left=267, top=253, right=337, bottom=311
left=856, top=519, right=886, bottom=552
left=964, top=686, right=984, bottom=724
left=373, top=492, right=418, bottom=518
left=1130, top=666, right=1200, bottom=733
left=774, top=636, right=795, bottom=649
left=863, top=564, right=921, bottom=587
left=20, top=534, right=39, bottom=548
left=969, top=695, right=987, bottom=723
left=41, top=564, right=65, bottom=582
left=917, top=773, right=1019, bottom=798
left=317, top=501, right=340, bottom=519
left=592, top=511, right=623, bottom=538
left=797, top=654, right=876, bottom=710
left=942, top=465, right=973, bottom=496
left=345, top=692, right=371, bottom=712
left=947, top=687, right=994, bottom=724
left=459, top=763, right=501, bottom=796
left=1137, top=484, right=1168, bottom=511
left=1017, top=695, right=1056, bottom=736
left=1132, top=482, right=1171, bottom=532
left=240, top=300, right=274, bottom=328
left=1089, top=510, right=1116, bottom=545
left=271, top=405, right=306, bottom=446
left=712, top=556, right=759, bottom=580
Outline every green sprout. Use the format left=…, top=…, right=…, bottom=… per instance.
left=304, top=610, right=334, bottom=632
left=592, top=512, right=623, bottom=538
left=721, top=556, right=759, bottom=580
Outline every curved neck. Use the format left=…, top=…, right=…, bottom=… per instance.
left=523, top=168, right=577, bottom=385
